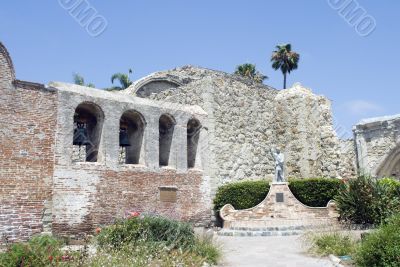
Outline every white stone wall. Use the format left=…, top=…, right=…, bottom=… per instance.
left=274, top=84, right=343, bottom=178
left=354, top=114, right=400, bottom=177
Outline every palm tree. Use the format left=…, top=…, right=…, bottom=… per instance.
left=72, top=73, right=95, bottom=88
left=271, top=44, right=300, bottom=89
left=110, top=69, right=133, bottom=90
left=234, top=63, right=267, bottom=83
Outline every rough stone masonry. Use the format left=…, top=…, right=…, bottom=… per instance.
left=0, top=42, right=398, bottom=242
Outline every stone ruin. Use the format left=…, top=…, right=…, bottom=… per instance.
left=0, top=42, right=399, bottom=242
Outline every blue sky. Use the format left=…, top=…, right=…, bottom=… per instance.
left=0, top=1, right=399, bottom=136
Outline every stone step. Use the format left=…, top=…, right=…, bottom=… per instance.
left=228, top=225, right=309, bottom=231
left=217, top=229, right=303, bottom=237
left=217, top=225, right=313, bottom=237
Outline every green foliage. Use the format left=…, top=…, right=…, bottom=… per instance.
left=83, top=240, right=219, bottom=267
left=213, top=178, right=340, bottom=214
left=110, top=70, right=133, bottom=90
left=213, top=180, right=269, bottom=212
left=335, top=176, right=400, bottom=225
left=289, top=178, right=341, bottom=207
left=0, top=235, right=64, bottom=267
left=378, top=177, right=400, bottom=192
left=234, top=63, right=268, bottom=83
left=355, top=214, right=400, bottom=267
left=270, top=43, right=300, bottom=88
left=97, top=215, right=195, bottom=249
left=73, top=73, right=95, bottom=88
left=307, top=232, right=357, bottom=256
left=95, top=215, right=219, bottom=266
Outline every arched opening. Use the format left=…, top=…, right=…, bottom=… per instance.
left=119, top=110, right=146, bottom=164
left=73, top=102, right=104, bottom=162
left=135, top=78, right=181, bottom=98
left=159, top=114, right=175, bottom=166
left=187, top=118, right=201, bottom=169
left=376, top=144, right=400, bottom=179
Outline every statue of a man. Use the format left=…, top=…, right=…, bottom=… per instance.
left=270, top=148, right=285, bottom=182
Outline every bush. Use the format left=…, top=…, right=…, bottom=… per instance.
left=307, top=232, right=357, bottom=256
left=0, top=235, right=64, bottom=267
left=213, top=180, right=269, bottom=212
left=289, top=178, right=341, bottom=207
left=96, top=215, right=220, bottom=265
left=97, top=215, right=195, bottom=249
left=335, top=176, right=400, bottom=225
left=355, top=214, right=400, bottom=267
left=378, top=177, right=400, bottom=192
left=213, top=178, right=340, bottom=214
left=85, top=240, right=220, bottom=266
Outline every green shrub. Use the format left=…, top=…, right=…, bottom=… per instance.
left=85, top=240, right=220, bottom=267
left=355, top=214, right=400, bottom=267
left=213, top=178, right=340, bottom=214
left=307, top=232, right=357, bottom=256
left=97, top=215, right=195, bottom=249
left=0, top=235, right=64, bottom=267
left=96, top=215, right=220, bottom=265
left=289, top=178, right=341, bottom=207
left=213, top=180, right=269, bottom=212
left=335, top=176, right=400, bottom=225
left=378, top=177, right=400, bottom=193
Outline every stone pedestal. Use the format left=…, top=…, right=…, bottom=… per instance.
left=219, top=182, right=338, bottom=233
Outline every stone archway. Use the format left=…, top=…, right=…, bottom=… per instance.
left=376, top=144, right=400, bottom=179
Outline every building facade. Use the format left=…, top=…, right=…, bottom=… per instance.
left=1, top=42, right=398, bottom=242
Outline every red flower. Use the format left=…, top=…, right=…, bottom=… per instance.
left=48, top=255, right=53, bottom=262
left=95, top=227, right=102, bottom=234
left=128, top=211, right=140, bottom=218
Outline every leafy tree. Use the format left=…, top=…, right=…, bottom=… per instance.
left=271, top=44, right=300, bottom=89
left=234, top=63, right=267, bottom=83
left=110, top=69, right=133, bottom=90
left=72, top=73, right=95, bottom=88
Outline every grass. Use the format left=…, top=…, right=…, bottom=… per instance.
left=305, top=231, right=358, bottom=257
left=78, top=240, right=220, bottom=267
left=0, top=215, right=221, bottom=267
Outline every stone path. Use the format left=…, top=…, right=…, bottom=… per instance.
left=216, top=235, right=334, bottom=267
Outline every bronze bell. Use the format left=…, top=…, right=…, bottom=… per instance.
left=119, top=128, right=131, bottom=147
left=73, top=122, right=90, bottom=146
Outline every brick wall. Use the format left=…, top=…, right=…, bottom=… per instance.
left=52, top=167, right=210, bottom=237
left=0, top=69, right=57, bottom=243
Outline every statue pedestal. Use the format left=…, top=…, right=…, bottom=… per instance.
left=219, top=182, right=338, bottom=233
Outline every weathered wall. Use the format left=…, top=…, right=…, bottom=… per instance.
left=274, top=84, right=344, bottom=178
left=354, top=114, right=400, bottom=178
left=0, top=42, right=212, bottom=243
left=143, top=68, right=279, bottom=194
left=134, top=67, right=354, bottom=193
left=52, top=168, right=209, bottom=237
left=50, top=82, right=211, bottom=237
left=0, top=43, right=57, bottom=242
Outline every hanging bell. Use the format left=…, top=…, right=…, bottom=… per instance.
left=119, top=128, right=131, bottom=147
left=73, top=123, right=90, bottom=146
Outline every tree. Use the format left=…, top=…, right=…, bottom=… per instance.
left=271, top=44, right=300, bottom=89
left=72, top=73, right=95, bottom=88
left=110, top=69, right=133, bottom=90
left=234, top=63, right=267, bottom=83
